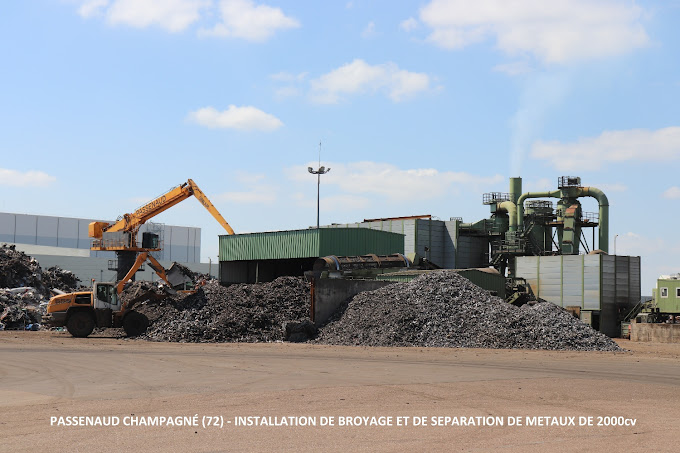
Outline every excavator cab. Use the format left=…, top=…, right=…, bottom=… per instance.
left=94, top=282, right=120, bottom=312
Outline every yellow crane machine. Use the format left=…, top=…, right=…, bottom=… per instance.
left=43, top=179, right=233, bottom=337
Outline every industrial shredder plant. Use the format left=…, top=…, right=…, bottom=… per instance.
left=217, top=175, right=640, bottom=338
left=458, top=176, right=609, bottom=277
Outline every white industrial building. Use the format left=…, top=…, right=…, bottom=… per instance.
left=0, top=212, right=216, bottom=285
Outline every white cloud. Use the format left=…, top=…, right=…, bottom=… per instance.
left=284, top=191, right=371, bottom=213
left=522, top=178, right=553, bottom=192
left=288, top=161, right=502, bottom=201
left=310, top=59, right=431, bottom=103
left=76, top=0, right=298, bottom=39
left=233, top=170, right=266, bottom=184
left=615, top=232, right=665, bottom=265
left=400, top=17, right=419, bottom=32
left=274, top=86, right=300, bottom=100
left=663, top=186, right=680, bottom=199
left=105, top=0, right=208, bottom=32
left=532, top=126, right=680, bottom=171
left=321, top=195, right=371, bottom=212
left=362, top=21, right=377, bottom=38
left=187, top=105, right=283, bottom=131
left=510, top=71, right=571, bottom=174
left=0, top=168, right=56, bottom=187
left=269, top=71, right=307, bottom=82
left=270, top=71, right=307, bottom=99
left=218, top=189, right=276, bottom=204
left=78, top=0, right=109, bottom=18
left=418, top=0, right=649, bottom=64
left=199, top=0, right=299, bottom=41
left=493, top=61, right=532, bottom=76
left=592, top=183, right=627, bottom=193
left=217, top=171, right=276, bottom=204
left=612, top=232, right=680, bottom=293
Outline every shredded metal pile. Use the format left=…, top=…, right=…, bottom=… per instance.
left=0, top=244, right=82, bottom=330
left=0, top=244, right=622, bottom=351
left=0, top=288, right=45, bottom=330
left=0, top=244, right=44, bottom=291
left=316, top=270, right=621, bottom=351
left=137, top=277, right=311, bottom=343
left=41, top=266, right=81, bottom=293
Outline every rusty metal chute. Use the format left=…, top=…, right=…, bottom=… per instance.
left=313, top=254, right=411, bottom=273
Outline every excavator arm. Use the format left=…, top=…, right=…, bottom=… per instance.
left=89, top=179, right=234, bottom=250
left=187, top=179, right=235, bottom=235
left=116, top=252, right=166, bottom=294
left=115, top=251, right=193, bottom=293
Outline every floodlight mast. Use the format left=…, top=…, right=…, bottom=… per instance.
left=308, top=142, right=330, bottom=229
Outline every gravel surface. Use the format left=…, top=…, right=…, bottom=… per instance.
left=137, top=277, right=310, bottom=343
left=316, top=270, right=621, bottom=351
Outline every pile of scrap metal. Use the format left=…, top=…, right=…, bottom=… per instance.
left=0, top=244, right=83, bottom=330
left=311, top=252, right=541, bottom=307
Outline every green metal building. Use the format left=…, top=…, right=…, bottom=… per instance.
left=219, top=228, right=404, bottom=283
left=651, top=274, right=680, bottom=313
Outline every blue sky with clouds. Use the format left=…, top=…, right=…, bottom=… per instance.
left=1, top=0, right=678, bottom=292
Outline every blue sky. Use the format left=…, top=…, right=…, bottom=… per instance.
left=1, top=0, right=678, bottom=292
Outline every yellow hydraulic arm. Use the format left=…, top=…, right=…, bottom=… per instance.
left=187, top=179, right=235, bottom=235
left=89, top=179, right=234, bottom=251
left=116, top=252, right=168, bottom=294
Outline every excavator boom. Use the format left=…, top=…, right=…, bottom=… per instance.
left=116, top=252, right=170, bottom=294
left=187, top=179, right=235, bottom=235
left=89, top=179, right=233, bottom=251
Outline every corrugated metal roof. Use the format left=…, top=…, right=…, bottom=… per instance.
left=219, top=228, right=404, bottom=261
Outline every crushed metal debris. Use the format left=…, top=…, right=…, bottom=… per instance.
left=0, top=244, right=82, bottom=330
left=135, top=277, right=310, bottom=343
left=315, top=270, right=621, bottom=351
left=1, top=246, right=622, bottom=351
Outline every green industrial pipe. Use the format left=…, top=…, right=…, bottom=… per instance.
left=516, top=190, right=562, bottom=227
left=516, top=187, right=609, bottom=253
left=509, top=177, right=522, bottom=205
left=497, top=201, right=517, bottom=232
left=575, top=187, right=609, bottom=253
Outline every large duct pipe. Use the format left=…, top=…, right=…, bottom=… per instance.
left=575, top=187, right=609, bottom=253
left=516, top=190, right=562, bottom=226
left=497, top=201, right=518, bottom=232
left=516, top=187, right=609, bottom=253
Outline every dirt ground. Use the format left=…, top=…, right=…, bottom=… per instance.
left=1, top=331, right=680, bottom=452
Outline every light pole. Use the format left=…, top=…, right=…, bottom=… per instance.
left=308, top=142, right=330, bottom=229
left=614, top=234, right=619, bottom=255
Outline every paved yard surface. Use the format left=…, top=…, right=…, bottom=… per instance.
left=1, top=332, right=679, bottom=452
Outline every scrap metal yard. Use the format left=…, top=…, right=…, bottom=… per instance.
left=2, top=243, right=680, bottom=450
left=4, top=2, right=680, bottom=451
left=2, top=332, right=680, bottom=452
